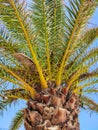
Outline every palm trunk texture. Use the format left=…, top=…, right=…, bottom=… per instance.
left=24, top=87, right=80, bottom=130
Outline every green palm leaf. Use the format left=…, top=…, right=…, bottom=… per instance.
left=81, top=96, right=98, bottom=113
left=0, top=97, right=18, bottom=115
left=65, top=27, right=98, bottom=77
left=9, top=109, right=24, bottom=130
left=57, top=0, right=98, bottom=85
left=0, top=0, right=48, bottom=88
left=0, top=1, right=98, bottom=129
left=2, top=88, right=30, bottom=100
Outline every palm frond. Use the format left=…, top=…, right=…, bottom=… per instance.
left=65, top=27, right=98, bottom=77
left=65, top=47, right=98, bottom=84
left=2, top=88, right=30, bottom=100
left=37, top=0, right=52, bottom=77
left=30, top=0, right=65, bottom=79
left=0, top=0, right=47, bottom=88
left=0, top=24, right=18, bottom=53
left=81, top=96, right=98, bottom=113
left=13, top=53, right=36, bottom=69
left=0, top=23, right=28, bottom=54
left=74, top=79, right=98, bottom=93
left=83, top=89, right=98, bottom=94
left=9, top=109, right=24, bottom=130
left=0, top=97, right=18, bottom=114
left=79, top=68, right=98, bottom=81
left=0, top=63, right=36, bottom=97
left=0, top=52, right=39, bottom=86
left=0, top=76, right=22, bottom=87
left=57, top=0, right=98, bottom=85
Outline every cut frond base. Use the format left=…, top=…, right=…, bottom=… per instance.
left=24, top=86, right=80, bottom=130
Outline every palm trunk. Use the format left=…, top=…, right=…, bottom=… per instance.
left=24, top=87, right=80, bottom=130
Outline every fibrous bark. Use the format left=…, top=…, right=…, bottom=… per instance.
left=24, top=87, right=80, bottom=130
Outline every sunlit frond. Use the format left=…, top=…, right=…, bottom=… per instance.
left=2, top=88, right=30, bottom=100
left=0, top=0, right=48, bottom=88
left=30, top=0, right=65, bottom=79
left=74, top=79, right=98, bottom=93
left=65, top=27, right=98, bottom=77
left=65, top=47, right=98, bottom=85
left=57, top=0, right=98, bottom=85
left=79, top=68, right=98, bottom=81
left=0, top=23, right=28, bottom=54
left=9, top=109, right=24, bottom=130
left=0, top=97, right=18, bottom=115
left=83, top=89, right=98, bottom=94
left=81, top=96, right=98, bottom=113
left=0, top=63, right=36, bottom=97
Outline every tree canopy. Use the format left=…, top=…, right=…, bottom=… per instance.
left=0, top=0, right=98, bottom=129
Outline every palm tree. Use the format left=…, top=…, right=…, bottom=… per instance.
left=0, top=0, right=98, bottom=129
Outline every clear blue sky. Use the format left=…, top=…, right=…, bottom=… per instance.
left=0, top=1, right=98, bottom=130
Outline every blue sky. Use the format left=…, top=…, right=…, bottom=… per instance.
left=0, top=1, right=98, bottom=130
